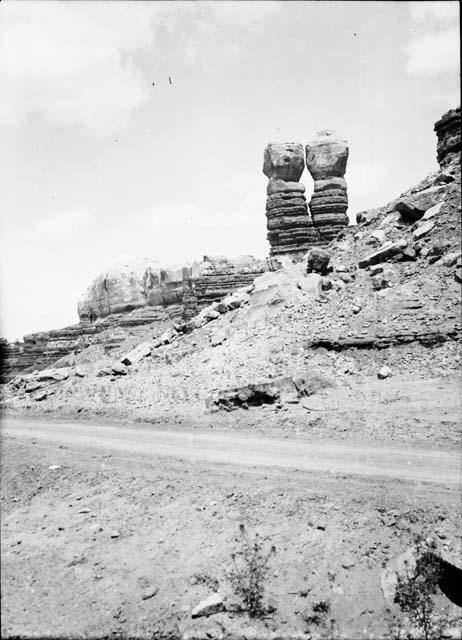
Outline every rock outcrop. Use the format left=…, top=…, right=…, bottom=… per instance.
left=1, top=256, right=268, bottom=381
left=78, top=259, right=190, bottom=323
left=193, top=255, right=267, bottom=307
left=78, top=256, right=267, bottom=324
left=263, top=143, right=318, bottom=260
left=305, top=130, right=349, bottom=244
left=434, top=107, right=461, bottom=170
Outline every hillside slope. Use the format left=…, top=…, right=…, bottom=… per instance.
left=2, top=117, right=460, bottom=447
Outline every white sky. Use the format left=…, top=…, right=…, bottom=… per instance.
left=0, top=1, right=459, bottom=340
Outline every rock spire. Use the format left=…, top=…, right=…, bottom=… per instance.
left=305, top=130, right=349, bottom=244
left=263, top=143, right=319, bottom=260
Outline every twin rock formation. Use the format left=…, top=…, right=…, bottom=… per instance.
left=264, top=130, right=349, bottom=259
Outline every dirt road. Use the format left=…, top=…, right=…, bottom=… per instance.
left=2, top=417, right=460, bottom=484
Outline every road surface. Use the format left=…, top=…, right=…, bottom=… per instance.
left=2, top=417, right=460, bottom=484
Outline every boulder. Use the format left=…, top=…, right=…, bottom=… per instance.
left=423, top=201, right=444, bottom=220
left=358, top=239, right=408, bottom=268
left=437, top=252, right=461, bottom=267
left=222, top=290, right=251, bottom=310
left=97, top=367, right=113, bottom=377
left=25, top=381, right=45, bottom=393
left=210, top=327, right=228, bottom=347
left=159, top=328, right=178, bottom=345
left=191, top=593, right=225, bottom=619
left=111, top=363, right=127, bottom=376
left=377, top=365, right=392, bottom=380
left=306, top=247, right=331, bottom=276
left=201, top=307, right=221, bottom=321
left=395, top=186, right=445, bottom=223
left=35, top=367, right=70, bottom=382
left=120, top=341, right=152, bottom=366
left=413, top=220, right=435, bottom=239
left=356, top=208, right=380, bottom=225
left=371, top=229, right=386, bottom=244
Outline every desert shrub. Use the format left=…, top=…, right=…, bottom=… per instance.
left=226, top=524, right=276, bottom=618
left=302, top=599, right=331, bottom=626
left=392, top=536, right=456, bottom=640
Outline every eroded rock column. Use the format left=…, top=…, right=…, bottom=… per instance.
left=305, top=130, right=349, bottom=244
left=263, top=143, right=318, bottom=260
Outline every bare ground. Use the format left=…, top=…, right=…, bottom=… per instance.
left=1, top=410, right=461, bottom=639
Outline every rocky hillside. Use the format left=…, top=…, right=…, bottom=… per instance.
left=1, top=107, right=460, bottom=420
left=1, top=255, right=267, bottom=381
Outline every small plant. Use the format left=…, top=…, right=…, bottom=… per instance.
left=226, top=524, right=276, bottom=618
left=392, top=536, right=450, bottom=640
left=191, top=571, right=219, bottom=591
left=302, top=599, right=331, bottom=626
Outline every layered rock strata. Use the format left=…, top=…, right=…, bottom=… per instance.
left=434, top=107, right=461, bottom=170
left=263, top=143, right=318, bottom=260
left=1, top=305, right=184, bottom=381
left=305, top=130, right=349, bottom=244
left=193, top=256, right=267, bottom=307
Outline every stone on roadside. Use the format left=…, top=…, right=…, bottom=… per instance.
left=377, top=365, right=392, bottom=380
left=191, top=593, right=225, bottom=618
left=74, top=368, right=86, bottom=378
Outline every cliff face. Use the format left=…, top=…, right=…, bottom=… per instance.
left=77, top=256, right=267, bottom=323
left=434, top=107, right=461, bottom=170
left=77, top=260, right=193, bottom=322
